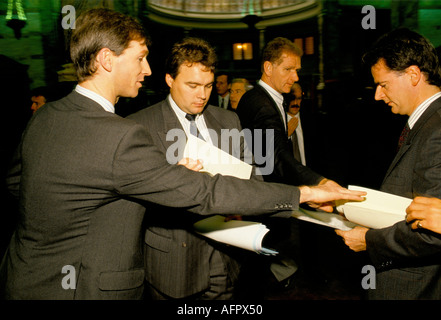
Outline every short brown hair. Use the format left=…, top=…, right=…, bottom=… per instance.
left=70, top=8, right=150, bottom=82
left=165, top=37, right=217, bottom=79
left=261, top=37, right=302, bottom=72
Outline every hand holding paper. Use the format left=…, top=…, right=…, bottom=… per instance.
left=183, top=136, right=252, bottom=179
left=336, top=185, right=411, bottom=229
left=299, top=181, right=367, bottom=212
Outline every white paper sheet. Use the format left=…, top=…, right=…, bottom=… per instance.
left=193, top=215, right=278, bottom=255
left=183, top=135, right=252, bottom=180
left=336, top=185, right=412, bottom=229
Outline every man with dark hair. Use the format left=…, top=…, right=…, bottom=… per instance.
left=30, top=86, right=49, bottom=114
left=128, top=37, right=254, bottom=300
left=210, top=71, right=232, bottom=110
left=336, top=28, right=441, bottom=300
left=0, top=9, right=364, bottom=300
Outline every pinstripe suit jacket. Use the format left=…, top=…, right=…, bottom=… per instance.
left=0, top=92, right=298, bottom=300
left=365, top=96, right=441, bottom=299
left=128, top=100, right=264, bottom=298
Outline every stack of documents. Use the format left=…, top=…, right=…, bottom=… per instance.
left=194, top=215, right=278, bottom=255
left=336, top=185, right=412, bottom=229
left=292, top=186, right=412, bottom=230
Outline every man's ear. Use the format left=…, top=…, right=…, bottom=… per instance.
left=263, top=61, right=273, bottom=77
left=165, top=73, right=174, bottom=88
left=407, top=65, right=422, bottom=86
left=96, top=48, right=114, bottom=72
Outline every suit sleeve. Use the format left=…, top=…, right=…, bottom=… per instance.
left=366, top=221, right=441, bottom=269
left=112, top=123, right=298, bottom=217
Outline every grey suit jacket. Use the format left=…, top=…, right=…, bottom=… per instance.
left=128, top=100, right=261, bottom=298
left=0, top=91, right=298, bottom=300
left=365, top=96, right=441, bottom=299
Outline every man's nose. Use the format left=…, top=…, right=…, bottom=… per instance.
left=143, top=60, right=152, bottom=76
left=374, top=85, right=384, bottom=101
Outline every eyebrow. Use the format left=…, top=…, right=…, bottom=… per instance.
left=374, top=80, right=387, bottom=86
left=186, top=81, right=214, bottom=86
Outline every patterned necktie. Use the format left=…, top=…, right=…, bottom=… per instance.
left=397, top=123, right=410, bottom=151
left=185, top=113, right=205, bottom=141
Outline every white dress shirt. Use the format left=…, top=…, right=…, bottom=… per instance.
left=258, top=80, right=287, bottom=131
left=408, top=91, right=441, bottom=129
left=168, top=94, right=213, bottom=145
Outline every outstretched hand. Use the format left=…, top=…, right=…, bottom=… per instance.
left=300, top=179, right=366, bottom=212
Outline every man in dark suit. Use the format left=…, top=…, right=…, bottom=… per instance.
left=0, top=9, right=365, bottom=300
left=236, top=37, right=325, bottom=187
left=235, top=37, right=342, bottom=288
left=209, top=71, right=232, bottom=110
left=128, top=37, right=260, bottom=299
left=336, top=28, right=441, bottom=299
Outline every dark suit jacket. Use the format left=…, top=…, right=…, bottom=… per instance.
left=236, top=84, right=323, bottom=186
left=128, top=100, right=259, bottom=298
left=209, top=92, right=233, bottom=111
left=0, top=91, right=299, bottom=300
left=365, top=96, right=441, bottom=299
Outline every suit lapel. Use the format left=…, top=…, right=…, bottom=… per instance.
left=257, top=85, right=287, bottom=135
left=383, top=97, right=441, bottom=181
left=202, top=106, right=223, bottom=147
left=157, top=101, right=186, bottom=155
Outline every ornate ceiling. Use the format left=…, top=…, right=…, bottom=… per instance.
left=146, top=0, right=321, bottom=29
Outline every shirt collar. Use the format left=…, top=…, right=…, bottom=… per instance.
left=168, top=94, right=202, bottom=120
left=75, top=85, right=115, bottom=113
left=408, top=91, right=441, bottom=129
left=258, top=79, right=284, bottom=106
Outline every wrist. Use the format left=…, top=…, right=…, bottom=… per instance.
left=299, top=185, right=312, bottom=203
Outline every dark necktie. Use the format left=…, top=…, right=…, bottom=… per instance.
left=291, top=130, right=301, bottom=163
left=220, top=97, right=225, bottom=109
left=397, top=123, right=410, bottom=151
left=282, top=99, right=289, bottom=135
left=185, top=113, right=205, bottom=141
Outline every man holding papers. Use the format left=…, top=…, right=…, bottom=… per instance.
left=1, top=10, right=365, bottom=300
left=336, top=28, right=441, bottom=300
left=128, top=37, right=269, bottom=300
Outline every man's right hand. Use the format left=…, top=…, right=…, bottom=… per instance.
left=299, top=183, right=366, bottom=212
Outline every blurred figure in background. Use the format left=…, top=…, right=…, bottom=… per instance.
left=284, top=83, right=306, bottom=165
left=229, top=78, right=253, bottom=111
left=30, top=86, right=49, bottom=114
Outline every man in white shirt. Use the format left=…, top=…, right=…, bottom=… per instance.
left=211, top=72, right=231, bottom=110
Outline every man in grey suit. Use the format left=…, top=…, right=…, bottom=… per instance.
left=128, top=37, right=259, bottom=299
left=336, top=28, right=441, bottom=299
left=0, top=9, right=365, bottom=300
